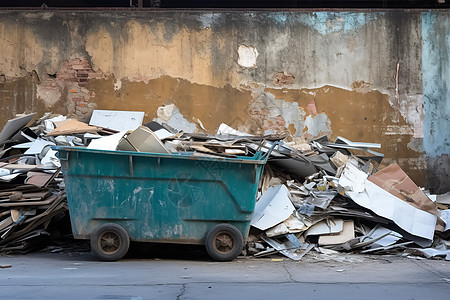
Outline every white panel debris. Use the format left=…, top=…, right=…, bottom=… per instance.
left=89, top=110, right=144, bottom=131
left=345, top=178, right=437, bottom=242
left=237, top=45, right=259, bottom=68
left=251, top=185, right=295, bottom=230
left=87, top=131, right=128, bottom=151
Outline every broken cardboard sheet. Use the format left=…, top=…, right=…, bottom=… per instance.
left=117, top=126, right=171, bottom=154
left=25, top=169, right=60, bottom=188
left=87, top=131, right=127, bottom=151
left=46, top=119, right=101, bottom=136
left=89, top=110, right=144, bottom=132
left=251, top=185, right=295, bottom=231
left=0, top=113, right=36, bottom=144
left=343, top=167, right=437, bottom=242
left=318, top=220, right=355, bottom=246
left=368, top=163, right=439, bottom=217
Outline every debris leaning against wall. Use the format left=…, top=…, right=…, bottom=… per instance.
left=0, top=111, right=449, bottom=260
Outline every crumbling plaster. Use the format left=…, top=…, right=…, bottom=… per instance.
left=0, top=10, right=448, bottom=191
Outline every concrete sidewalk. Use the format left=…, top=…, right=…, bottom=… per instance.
left=0, top=247, right=449, bottom=300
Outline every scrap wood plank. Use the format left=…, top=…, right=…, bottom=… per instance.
left=25, top=168, right=60, bottom=188
left=0, top=195, right=58, bottom=207
left=2, top=164, right=39, bottom=171
left=0, top=202, right=66, bottom=245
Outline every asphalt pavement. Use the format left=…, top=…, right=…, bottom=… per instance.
left=0, top=243, right=449, bottom=300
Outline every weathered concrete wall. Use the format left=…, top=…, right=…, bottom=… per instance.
left=0, top=10, right=448, bottom=192
left=422, top=12, right=450, bottom=193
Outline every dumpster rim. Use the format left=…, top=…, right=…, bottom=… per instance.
left=52, top=145, right=268, bottom=165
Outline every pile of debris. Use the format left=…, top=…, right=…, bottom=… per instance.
left=1, top=110, right=449, bottom=260
left=0, top=113, right=99, bottom=253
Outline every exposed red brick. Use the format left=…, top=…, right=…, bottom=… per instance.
left=274, top=71, right=295, bottom=85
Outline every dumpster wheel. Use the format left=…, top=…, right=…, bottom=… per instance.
left=91, top=223, right=130, bottom=261
left=205, top=224, right=243, bottom=261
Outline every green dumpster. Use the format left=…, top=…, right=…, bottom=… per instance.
left=55, top=145, right=272, bottom=261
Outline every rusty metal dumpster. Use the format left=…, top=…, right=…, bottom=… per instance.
left=54, top=145, right=272, bottom=261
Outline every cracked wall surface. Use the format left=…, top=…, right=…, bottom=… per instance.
left=0, top=10, right=448, bottom=192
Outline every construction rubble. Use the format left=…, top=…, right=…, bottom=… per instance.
left=0, top=110, right=449, bottom=261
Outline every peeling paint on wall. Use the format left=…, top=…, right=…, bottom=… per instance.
left=249, top=86, right=305, bottom=136
left=304, top=113, right=332, bottom=137
left=0, top=10, right=448, bottom=191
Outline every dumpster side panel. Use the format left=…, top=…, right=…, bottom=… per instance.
left=60, top=148, right=263, bottom=244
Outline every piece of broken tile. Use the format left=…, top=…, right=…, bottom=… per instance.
left=251, top=185, right=295, bottom=231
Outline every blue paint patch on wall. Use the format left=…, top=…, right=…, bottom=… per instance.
left=422, top=12, right=450, bottom=157
left=197, top=13, right=221, bottom=29
left=270, top=13, right=288, bottom=25
left=288, top=12, right=383, bottom=34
